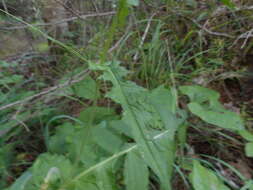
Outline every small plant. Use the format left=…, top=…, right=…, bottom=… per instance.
left=3, top=61, right=248, bottom=190
left=1, top=0, right=253, bottom=189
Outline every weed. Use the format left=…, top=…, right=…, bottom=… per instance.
left=1, top=0, right=253, bottom=190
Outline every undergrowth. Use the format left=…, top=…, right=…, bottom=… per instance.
left=1, top=0, right=253, bottom=189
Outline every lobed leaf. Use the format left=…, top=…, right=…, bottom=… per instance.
left=180, top=85, right=244, bottom=131
left=91, top=61, right=184, bottom=190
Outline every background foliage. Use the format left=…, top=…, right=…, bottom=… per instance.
left=0, top=0, right=253, bottom=189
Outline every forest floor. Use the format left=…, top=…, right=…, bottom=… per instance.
left=1, top=0, right=253, bottom=189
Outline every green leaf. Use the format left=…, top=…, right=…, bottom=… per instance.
left=180, top=85, right=244, bottom=131
left=116, top=0, right=129, bottom=28
left=188, top=102, right=244, bottom=130
left=177, top=124, right=188, bottom=148
left=92, top=121, right=124, bottom=154
left=0, top=144, right=14, bottom=174
left=48, top=122, right=76, bottom=154
left=245, top=142, right=253, bottom=157
left=0, top=144, right=14, bottom=187
left=186, top=0, right=197, bottom=8
left=107, top=81, right=173, bottom=189
left=180, top=85, right=220, bottom=106
left=23, top=154, right=74, bottom=190
left=79, top=106, right=117, bottom=125
left=36, top=42, right=49, bottom=52
left=148, top=86, right=185, bottom=184
left=127, top=0, right=139, bottom=6
left=0, top=91, right=7, bottom=103
left=74, top=179, right=98, bottom=190
left=221, top=0, right=236, bottom=9
left=99, top=61, right=129, bottom=81
left=239, top=130, right=253, bottom=142
left=109, top=119, right=133, bottom=138
left=190, top=160, right=230, bottom=190
left=0, top=75, right=23, bottom=85
left=72, top=76, right=100, bottom=100
left=9, top=171, right=32, bottom=190
left=0, top=60, right=18, bottom=68
left=94, top=61, right=183, bottom=190
left=0, top=111, right=31, bottom=138
left=95, top=165, right=117, bottom=190
left=49, top=123, right=99, bottom=167
left=149, top=86, right=186, bottom=133
left=240, top=180, right=253, bottom=190
left=124, top=149, right=149, bottom=190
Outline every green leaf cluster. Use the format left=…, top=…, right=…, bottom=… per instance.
left=5, top=62, right=246, bottom=190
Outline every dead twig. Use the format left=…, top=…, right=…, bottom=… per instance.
left=191, top=18, right=234, bottom=38
left=0, top=69, right=90, bottom=111
left=133, top=12, right=157, bottom=61
left=231, top=28, right=253, bottom=49
left=235, top=6, right=253, bottom=11
left=54, top=0, right=81, bottom=18
left=109, top=23, right=133, bottom=53
left=12, top=103, right=30, bottom=132
left=0, top=11, right=116, bottom=30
